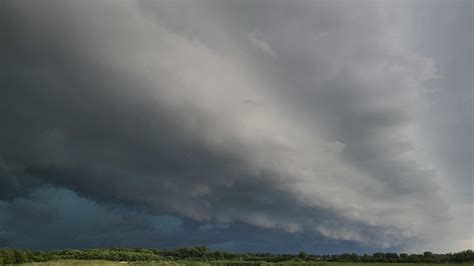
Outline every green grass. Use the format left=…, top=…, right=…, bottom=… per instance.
left=19, top=261, right=474, bottom=266
left=20, top=260, right=164, bottom=266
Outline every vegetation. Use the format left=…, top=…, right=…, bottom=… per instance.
left=17, top=261, right=474, bottom=266
left=0, top=247, right=472, bottom=265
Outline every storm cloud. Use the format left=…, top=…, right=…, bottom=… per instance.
left=1, top=0, right=472, bottom=252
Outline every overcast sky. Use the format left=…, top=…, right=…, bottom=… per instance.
left=1, top=0, right=472, bottom=253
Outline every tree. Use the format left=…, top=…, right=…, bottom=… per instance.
left=298, top=252, right=308, bottom=259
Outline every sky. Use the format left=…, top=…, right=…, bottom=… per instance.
left=1, top=0, right=472, bottom=254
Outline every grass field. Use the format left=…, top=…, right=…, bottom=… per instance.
left=19, top=260, right=474, bottom=266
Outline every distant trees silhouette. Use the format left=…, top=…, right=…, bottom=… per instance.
left=0, top=246, right=472, bottom=264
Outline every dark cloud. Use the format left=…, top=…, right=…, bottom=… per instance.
left=1, top=0, right=471, bottom=252
left=1, top=186, right=395, bottom=253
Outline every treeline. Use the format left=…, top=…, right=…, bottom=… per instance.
left=0, top=246, right=473, bottom=265
left=0, top=248, right=160, bottom=264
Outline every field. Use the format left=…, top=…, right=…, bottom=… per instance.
left=20, top=260, right=474, bottom=266
left=4, top=249, right=471, bottom=266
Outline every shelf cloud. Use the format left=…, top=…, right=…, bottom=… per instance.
left=1, top=0, right=472, bottom=252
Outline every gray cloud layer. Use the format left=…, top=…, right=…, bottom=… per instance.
left=1, top=0, right=472, bottom=252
